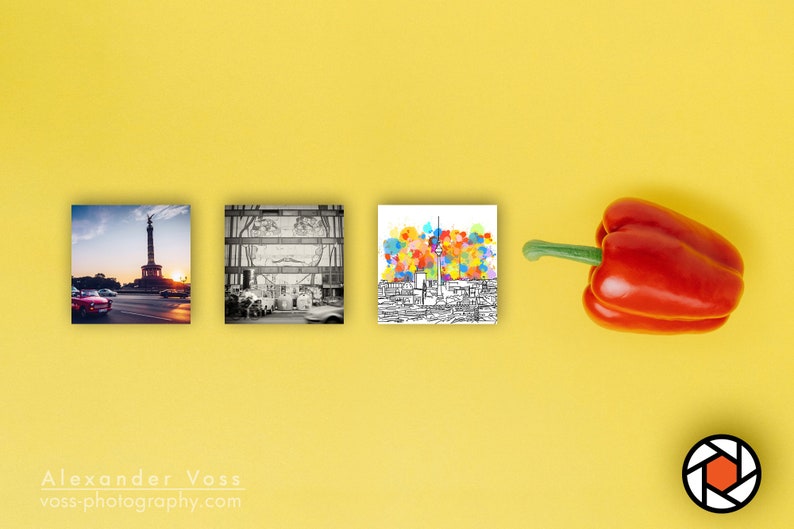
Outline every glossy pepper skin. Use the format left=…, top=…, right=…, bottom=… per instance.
left=524, top=198, right=744, bottom=334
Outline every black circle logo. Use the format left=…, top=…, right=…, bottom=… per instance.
left=682, top=434, right=761, bottom=513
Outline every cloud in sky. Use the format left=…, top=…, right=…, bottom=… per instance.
left=132, top=205, right=190, bottom=222
left=72, top=208, right=111, bottom=244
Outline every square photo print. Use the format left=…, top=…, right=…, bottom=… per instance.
left=224, top=205, right=344, bottom=324
left=71, top=205, right=191, bottom=324
left=378, top=205, right=497, bottom=324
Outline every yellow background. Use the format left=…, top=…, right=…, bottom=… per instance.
left=2, top=2, right=793, bottom=527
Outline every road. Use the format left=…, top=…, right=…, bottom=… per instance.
left=225, top=310, right=310, bottom=324
left=72, top=294, right=191, bottom=324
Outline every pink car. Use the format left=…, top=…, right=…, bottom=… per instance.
left=71, top=289, right=112, bottom=318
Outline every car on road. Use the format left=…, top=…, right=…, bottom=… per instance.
left=98, top=288, right=117, bottom=297
left=71, top=289, right=112, bottom=318
left=160, top=289, right=190, bottom=298
left=304, top=300, right=344, bottom=324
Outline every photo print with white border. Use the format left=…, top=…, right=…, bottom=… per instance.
left=377, top=204, right=497, bottom=324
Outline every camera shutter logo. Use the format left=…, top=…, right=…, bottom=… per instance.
left=682, top=434, right=761, bottom=513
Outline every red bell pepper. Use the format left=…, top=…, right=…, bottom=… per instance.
left=523, top=198, right=744, bottom=334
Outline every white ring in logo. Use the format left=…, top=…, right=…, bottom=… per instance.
left=682, top=434, right=761, bottom=513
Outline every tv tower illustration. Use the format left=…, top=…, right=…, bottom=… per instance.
left=434, top=216, right=443, bottom=300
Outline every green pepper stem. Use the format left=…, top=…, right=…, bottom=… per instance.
left=522, top=239, right=603, bottom=266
